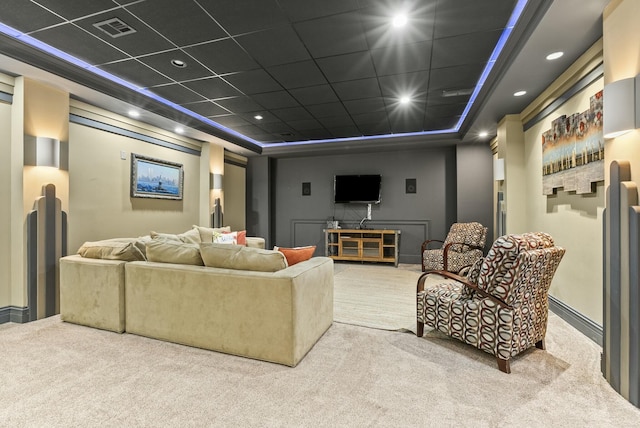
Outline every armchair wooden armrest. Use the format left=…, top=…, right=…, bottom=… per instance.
left=420, top=239, right=444, bottom=254
left=441, top=242, right=485, bottom=272
left=416, top=270, right=512, bottom=310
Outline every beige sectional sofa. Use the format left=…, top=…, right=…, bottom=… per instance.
left=60, top=229, right=334, bottom=367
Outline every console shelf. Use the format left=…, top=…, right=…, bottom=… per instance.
left=324, top=228, right=400, bottom=267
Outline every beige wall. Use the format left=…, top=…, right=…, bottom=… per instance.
left=224, top=162, right=247, bottom=231
left=0, top=101, right=12, bottom=307
left=498, top=39, right=606, bottom=324
left=522, top=78, right=605, bottom=323
left=68, top=106, right=206, bottom=253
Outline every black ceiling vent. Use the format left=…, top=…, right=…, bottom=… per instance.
left=93, top=18, right=136, bottom=38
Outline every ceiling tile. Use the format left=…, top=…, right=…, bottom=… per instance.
left=343, top=98, right=386, bottom=115
left=299, top=129, right=334, bottom=140
left=289, top=85, right=339, bottom=105
left=214, top=96, right=264, bottom=113
left=434, top=0, right=516, bottom=38
left=357, top=121, right=391, bottom=136
left=330, top=126, right=362, bottom=138
left=125, top=0, right=227, bottom=46
left=294, top=12, right=368, bottom=58
left=198, top=0, right=289, bottom=35
left=425, top=103, right=467, bottom=118
left=185, top=38, right=259, bottom=75
left=75, top=11, right=175, bottom=57
left=98, top=59, right=172, bottom=88
left=370, top=41, right=432, bottom=76
left=428, top=63, right=484, bottom=93
left=34, top=0, right=112, bottom=21
left=431, top=30, right=503, bottom=69
left=182, top=77, right=242, bottom=100
left=210, top=115, right=251, bottom=128
left=32, top=24, right=127, bottom=64
left=288, top=119, right=324, bottom=131
left=222, top=69, right=283, bottom=95
left=2, top=0, right=63, bottom=32
left=332, top=78, right=381, bottom=101
left=351, top=111, right=388, bottom=125
left=150, top=83, right=207, bottom=104
left=182, top=101, right=229, bottom=117
left=305, top=102, right=348, bottom=118
left=316, top=51, right=376, bottom=83
left=278, top=0, right=358, bottom=22
left=423, top=115, right=460, bottom=130
left=236, top=26, right=310, bottom=67
left=317, top=116, right=356, bottom=128
left=267, top=60, right=327, bottom=89
left=272, top=106, right=314, bottom=121
left=378, top=71, right=429, bottom=98
left=139, top=50, right=212, bottom=81
left=251, top=91, right=300, bottom=109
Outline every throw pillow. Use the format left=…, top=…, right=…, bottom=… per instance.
left=145, top=239, right=204, bottom=266
left=77, top=238, right=146, bottom=261
left=274, top=245, right=316, bottom=266
left=211, top=230, right=247, bottom=245
left=200, top=243, right=287, bottom=272
left=195, top=225, right=232, bottom=242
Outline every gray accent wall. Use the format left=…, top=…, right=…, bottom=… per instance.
left=247, top=144, right=493, bottom=264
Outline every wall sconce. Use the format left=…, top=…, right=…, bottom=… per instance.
left=210, top=173, right=223, bottom=190
left=493, top=158, right=505, bottom=181
left=24, top=136, right=60, bottom=168
left=603, top=77, right=636, bottom=139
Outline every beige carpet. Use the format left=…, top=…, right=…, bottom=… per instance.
left=333, top=262, right=445, bottom=332
left=2, top=263, right=640, bottom=426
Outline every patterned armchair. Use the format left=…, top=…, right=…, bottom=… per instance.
left=421, top=222, right=487, bottom=273
left=416, top=232, right=565, bottom=373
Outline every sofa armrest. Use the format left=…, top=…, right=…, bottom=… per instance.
left=246, top=236, right=265, bottom=249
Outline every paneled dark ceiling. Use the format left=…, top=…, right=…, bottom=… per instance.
left=0, top=0, right=607, bottom=155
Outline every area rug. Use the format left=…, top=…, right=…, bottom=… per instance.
left=333, top=262, right=438, bottom=331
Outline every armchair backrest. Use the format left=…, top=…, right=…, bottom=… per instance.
left=443, top=222, right=488, bottom=252
left=477, top=232, right=563, bottom=305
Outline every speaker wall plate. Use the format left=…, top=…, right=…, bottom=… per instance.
left=302, top=182, right=311, bottom=196
left=406, top=178, right=416, bottom=194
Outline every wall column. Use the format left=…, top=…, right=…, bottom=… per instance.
left=496, top=114, right=527, bottom=234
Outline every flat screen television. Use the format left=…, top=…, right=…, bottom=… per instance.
left=334, top=174, right=381, bottom=204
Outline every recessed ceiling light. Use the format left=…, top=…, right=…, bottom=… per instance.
left=174, top=126, right=184, bottom=134
left=399, top=95, right=411, bottom=104
left=171, top=59, right=187, bottom=68
left=254, top=115, right=263, bottom=120
left=546, top=51, right=564, bottom=61
left=514, top=90, right=527, bottom=97
left=128, top=110, right=140, bottom=118
left=479, top=131, right=489, bottom=138
left=392, top=14, right=408, bottom=28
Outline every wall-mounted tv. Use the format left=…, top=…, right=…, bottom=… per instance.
left=334, top=174, right=382, bottom=204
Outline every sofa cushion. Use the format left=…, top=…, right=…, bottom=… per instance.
left=150, top=227, right=201, bottom=244
left=274, top=245, right=316, bottom=266
left=78, top=239, right=146, bottom=261
left=146, top=239, right=204, bottom=266
left=200, top=243, right=287, bottom=272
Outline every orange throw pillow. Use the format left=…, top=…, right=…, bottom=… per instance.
left=274, top=245, right=316, bottom=266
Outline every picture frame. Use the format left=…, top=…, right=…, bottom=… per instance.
left=131, top=153, right=183, bottom=200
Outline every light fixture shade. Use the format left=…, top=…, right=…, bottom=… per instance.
left=210, top=173, right=223, bottom=190
left=494, top=158, right=505, bottom=181
left=24, top=135, right=60, bottom=168
left=603, top=77, right=636, bottom=138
